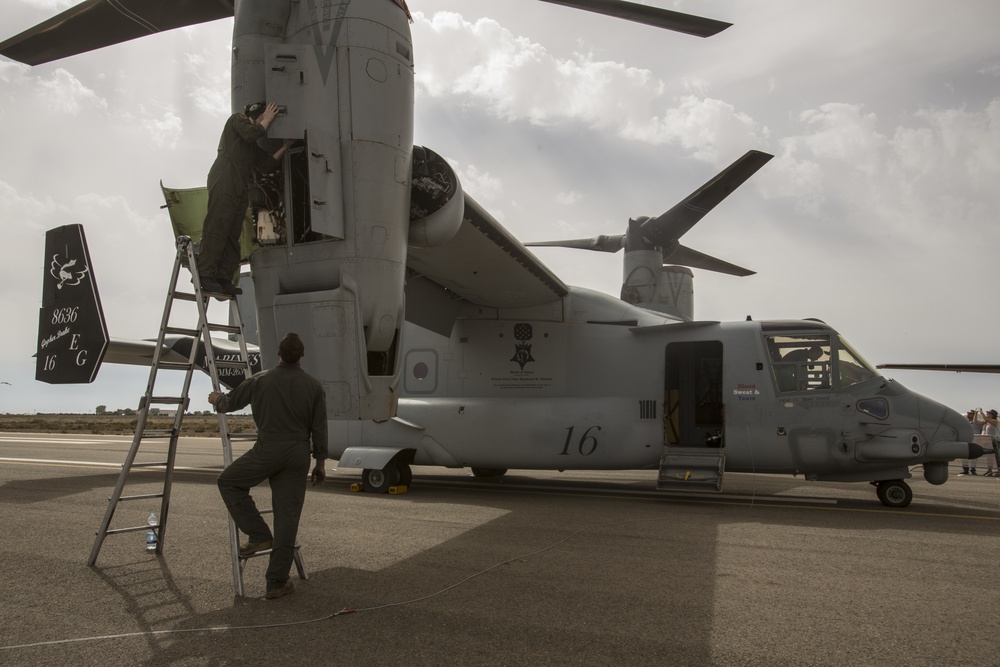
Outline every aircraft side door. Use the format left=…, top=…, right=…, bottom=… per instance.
left=664, top=341, right=725, bottom=448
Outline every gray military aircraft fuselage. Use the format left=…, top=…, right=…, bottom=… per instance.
left=335, top=289, right=977, bottom=507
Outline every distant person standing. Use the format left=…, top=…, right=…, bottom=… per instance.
left=961, top=410, right=982, bottom=476
left=197, top=101, right=294, bottom=296
left=982, top=409, right=998, bottom=477
left=210, top=333, right=327, bottom=599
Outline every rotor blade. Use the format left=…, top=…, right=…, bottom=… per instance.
left=537, top=0, right=731, bottom=37
left=525, top=234, right=626, bottom=253
left=665, top=244, right=755, bottom=277
left=641, top=150, right=773, bottom=247
left=0, top=0, right=235, bottom=66
left=876, top=363, right=1000, bottom=374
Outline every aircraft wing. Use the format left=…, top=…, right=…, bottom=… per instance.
left=406, top=193, right=569, bottom=310
left=877, top=363, right=1000, bottom=374
left=0, top=0, right=234, bottom=66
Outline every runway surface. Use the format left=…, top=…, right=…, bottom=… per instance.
left=1, top=432, right=998, bottom=666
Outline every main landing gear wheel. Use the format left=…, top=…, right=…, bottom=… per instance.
left=875, top=479, right=912, bottom=508
left=396, top=461, right=413, bottom=487
left=361, top=463, right=401, bottom=494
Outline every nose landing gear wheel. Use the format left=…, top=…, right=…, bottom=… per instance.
left=875, top=479, right=912, bottom=508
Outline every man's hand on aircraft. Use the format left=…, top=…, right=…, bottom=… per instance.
left=259, top=102, right=280, bottom=128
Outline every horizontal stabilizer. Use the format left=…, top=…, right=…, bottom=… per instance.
left=537, top=0, right=731, bottom=37
left=104, top=336, right=261, bottom=390
left=0, top=0, right=234, bottom=66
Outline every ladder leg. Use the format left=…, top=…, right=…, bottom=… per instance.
left=229, top=517, right=245, bottom=597
left=293, top=546, right=309, bottom=580
left=88, top=237, right=198, bottom=565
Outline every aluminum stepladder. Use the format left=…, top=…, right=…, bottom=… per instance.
left=87, top=235, right=306, bottom=596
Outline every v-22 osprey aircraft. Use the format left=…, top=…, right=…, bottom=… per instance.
left=4, top=0, right=986, bottom=507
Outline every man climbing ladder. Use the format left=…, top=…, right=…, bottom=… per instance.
left=210, top=332, right=328, bottom=600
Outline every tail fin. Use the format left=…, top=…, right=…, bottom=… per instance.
left=36, top=225, right=109, bottom=383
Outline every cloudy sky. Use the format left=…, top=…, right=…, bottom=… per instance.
left=1, top=0, right=998, bottom=416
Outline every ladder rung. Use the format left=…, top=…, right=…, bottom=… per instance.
left=148, top=396, right=186, bottom=405
left=105, top=524, right=157, bottom=536
left=129, top=461, right=169, bottom=468
left=227, top=434, right=258, bottom=442
left=239, top=543, right=301, bottom=561
left=173, top=291, right=197, bottom=302
left=163, top=326, right=199, bottom=337
left=141, top=430, right=176, bottom=438
left=118, top=492, right=165, bottom=501
left=157, top=361, right=194, bottom=371
left=207, top=323, right=241, bottom=334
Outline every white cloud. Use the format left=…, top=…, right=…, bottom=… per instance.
left=414, top=12, right=764, bottom=166
left=184, top=51, right=231, bottom=117
left=143, top=110, right=184, bottom=149
left=798, top=103, right=886, bottom=171
left=628, top=95, right=767, bottom=165
left=34, top=68, right=107, bottom=116
left=450, top=160, right=503, bottom=204
left=555, top=190, right=582, bottom=205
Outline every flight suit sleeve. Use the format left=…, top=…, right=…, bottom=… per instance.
left=233, top=115, right=266, bottom=144
left=253, top=146, right=281, bottom=174
left=310, top=383, right=328, bottom=461
left=215, top=374, right=256, bottom=414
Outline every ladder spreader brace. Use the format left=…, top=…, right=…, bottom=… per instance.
left=86, top=236, right=307, bottom=597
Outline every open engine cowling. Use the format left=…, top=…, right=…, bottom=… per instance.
left=408, top=146, right=464, bottom=248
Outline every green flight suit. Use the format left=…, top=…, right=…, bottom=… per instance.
left=198, top=113, right=280, bottom=282
left=215, top=363, right=328, bottom=589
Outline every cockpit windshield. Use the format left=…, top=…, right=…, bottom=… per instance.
left=766, top=335, right=832, bottom=392
left=765, top=330, right=880, bottom=393
left=836, top=335, right=879, bottom=388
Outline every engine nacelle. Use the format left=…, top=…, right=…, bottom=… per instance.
left=408, top=146, right=464, bottom=248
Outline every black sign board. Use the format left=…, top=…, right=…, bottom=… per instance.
left=36, top=225, right=109, bottom=383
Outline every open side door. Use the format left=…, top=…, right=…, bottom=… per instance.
left=658, top=340, right=725, bottom=491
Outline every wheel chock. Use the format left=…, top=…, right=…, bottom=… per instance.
left=350, top=483, right=363, bottom=492
left=388, top=485, right=409, bottom=495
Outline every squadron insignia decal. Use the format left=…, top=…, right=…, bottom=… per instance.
left=50, top=254, right=89, bottom=290
left=510, top=322, right=535, bottom=370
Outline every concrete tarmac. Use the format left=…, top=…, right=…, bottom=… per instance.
left=1, top=432, right=998, bottom=666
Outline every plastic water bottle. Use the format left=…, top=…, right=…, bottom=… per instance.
left=145, top=513, right=158, bottom=552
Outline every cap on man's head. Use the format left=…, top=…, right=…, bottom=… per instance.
left=989, top=409, right=998, bottom=418
left=278, top=333, right=305, bottom=364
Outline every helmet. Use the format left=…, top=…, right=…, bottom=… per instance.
left=244, top=101, right=266, bottom=119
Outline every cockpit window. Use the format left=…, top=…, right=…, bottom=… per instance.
left=837, top=336, right=879, bottom=388
left=765, top=332, right=881, bottom=394
left=766, top=335, right=832, bottom=393
left=857, top=398, right=889, bottom=420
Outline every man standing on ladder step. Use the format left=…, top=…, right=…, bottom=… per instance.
left=210, top=333, right=328, bottom=599
left=198, top=100, right=294, bottom=296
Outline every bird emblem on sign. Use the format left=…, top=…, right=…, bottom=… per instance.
left=50, top=254, right=89, bottom=290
